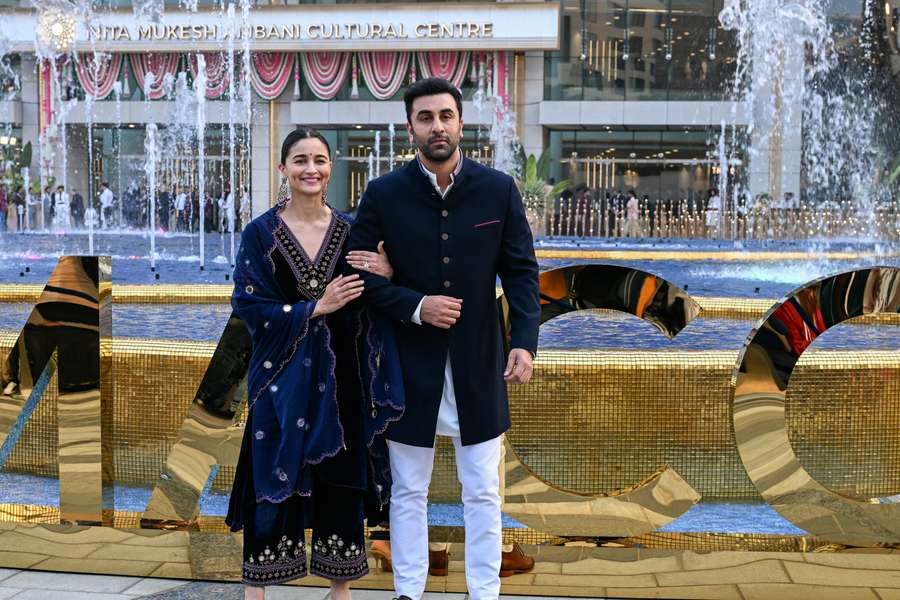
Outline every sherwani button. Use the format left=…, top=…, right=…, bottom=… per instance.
left=441, top=209, right=448, bottom=217
left=443, top=280, right=451, bottom=288
left=441, top=233, right=449, bottom=241
left=442, top=256, right=450, bottom=264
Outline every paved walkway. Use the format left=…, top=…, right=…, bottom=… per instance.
left=0, top=569, right=597, bottom=599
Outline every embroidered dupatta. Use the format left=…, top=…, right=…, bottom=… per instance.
left=230, top=206, right=404, bottom=511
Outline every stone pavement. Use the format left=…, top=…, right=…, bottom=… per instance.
left=0, top=569, right=599, bottom=599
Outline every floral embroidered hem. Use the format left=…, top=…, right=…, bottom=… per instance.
left=242, top=538, right=308, bottom=586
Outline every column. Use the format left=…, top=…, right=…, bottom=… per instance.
left=520, top=51, right=545, bottom=159
left=20, top=54, right=39, bottom=176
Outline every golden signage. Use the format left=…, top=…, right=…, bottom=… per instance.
left=86, top=21, right=494, bottom=43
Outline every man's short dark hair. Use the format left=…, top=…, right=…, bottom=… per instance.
left=403, top=77, right=463, bottom=123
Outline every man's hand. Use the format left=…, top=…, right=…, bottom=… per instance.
left=504, top=348, right=533, bottom=384
left=420, top=295, right=462, bottom=329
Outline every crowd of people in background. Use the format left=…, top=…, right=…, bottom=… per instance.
left=0, top=181, right=252, bottom=234
left=548, top=182, right=895, bottom=241
left=550, top=185, right=731, bottom=238
left=116, top=182, right=252, bottom=234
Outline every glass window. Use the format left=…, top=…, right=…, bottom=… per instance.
left=545, top=0, right=738, bottom=101
left=0, top=126, right=26, bottom=188
left=548, top=127, right=742, bottom=203
left=0, top=54, right=20, bottom=102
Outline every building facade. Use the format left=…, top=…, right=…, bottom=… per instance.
left=0, top=0, right=895, bottom=226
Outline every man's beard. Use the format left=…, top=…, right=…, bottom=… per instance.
left=416, top=134, right=459, bottom=163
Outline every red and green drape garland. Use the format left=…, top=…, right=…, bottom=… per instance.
left=250, top=52, right=294, bottom=100
left=74, top=52, right=123, bottom=100
left=188, top=53, right=230, bottom=99
left=299, top=52, right=350, bottom=100
left=129, top=53, right=180, bottom=100
left=62, top=50, right=489, bottom=103
left=38, top=60, right=53, bottom=134
left=357, top=51, right=411, bottom=100
left=416, top=51, right=470, bottom=90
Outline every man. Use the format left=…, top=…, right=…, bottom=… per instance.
left=0, top=184, right=8, bottom=232
left=26, top=185, right=39, bottom=230
left=157, top=183, right=172, bottom=232
left=99, top=181, right=114, bottom=229
left=13, top=186, right=25, bottom=232
left=174, top=185, right=187, bottom=232
left=42, top=185, right=53, bottom=230
left=239, top=186, right=251, bottom=231
left=219, top=185, right=234, bottom=233
left=70, top=188, right=84, bottom=228
left=53, top=185, right=71, bottom=230
left=347, top=77, right=540, bottom=600
left=623, top=189, right=641, bottom=237
left=706, top=187, right=721, bottom=237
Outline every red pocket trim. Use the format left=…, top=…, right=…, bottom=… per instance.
left=473, top=219, right=501, bottom=228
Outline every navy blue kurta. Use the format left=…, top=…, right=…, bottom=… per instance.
left=226, top=204, right=404, bottom=533
left=347, top=157, right=540, bottom=447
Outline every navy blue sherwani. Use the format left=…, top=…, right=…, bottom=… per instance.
left=348, top=156, right=540, bottom=447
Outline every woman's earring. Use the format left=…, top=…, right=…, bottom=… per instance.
left=277, top=176, right=289, bottom=205
left=321, top=187, right=328, bottom=206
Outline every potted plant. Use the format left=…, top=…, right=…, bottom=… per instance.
left=514, top=147, right=570, bottom=237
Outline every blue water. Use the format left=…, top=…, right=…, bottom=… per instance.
left=1, top=303, right=895, bottom=351
left=0, top=471, right=804, bottom=534
left=1, top=232, right=898, bottom=298
left=538, top=311, right=899, bottom=351
left=539, top=257, right=900, bottom=299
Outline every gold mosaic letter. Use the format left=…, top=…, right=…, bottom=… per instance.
left=733, top=267, right=900, bottom=545
left=500, top=264, right=702, bottom=536
left=0, top=256, right=112, bottom=526
left=140, top=314, right=251, bottom=529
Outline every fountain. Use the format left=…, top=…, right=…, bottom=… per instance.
left=0, top=0, right=891, bottom=285
left=195, top=53, right=208, bottom=271
left=143, top=123, right=158, bottom=272
left=718, top=0, right=890, bottom=239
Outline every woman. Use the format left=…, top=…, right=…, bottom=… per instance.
left=226, top=128, right=404, bottom=600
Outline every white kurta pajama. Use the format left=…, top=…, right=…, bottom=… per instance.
left=387, top=152, right=504, bottom=600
